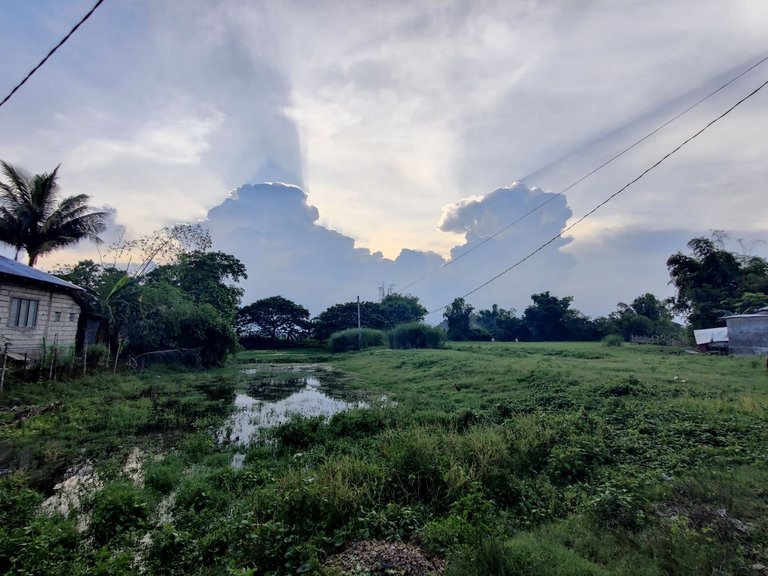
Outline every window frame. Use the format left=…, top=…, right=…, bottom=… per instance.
left=8, top=297, right=39, bottom=328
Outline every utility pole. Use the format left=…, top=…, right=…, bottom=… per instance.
left=357, top=296, right=362, bottom=350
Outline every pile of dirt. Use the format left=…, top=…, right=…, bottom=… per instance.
left=325, top=540, right=446, bottom=575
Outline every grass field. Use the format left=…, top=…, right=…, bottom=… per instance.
left=1, top=342, right=767, bottom=575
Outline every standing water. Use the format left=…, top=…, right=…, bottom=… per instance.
left=218, top=365, right=368, bottom=451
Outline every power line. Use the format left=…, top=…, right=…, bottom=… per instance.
left=427, top=75, right=768, bottom=316
left=0, top=0, right=107, bottom=110
left=361, top=303, right=391, bottom=327
left=403, top=54, right=768, bottom=292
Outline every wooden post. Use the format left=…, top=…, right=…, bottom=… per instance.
left=113, top=340, right=121, bottom=374
left=49, top=335, right=58, bottom=382
left=83, top=345, right=88, bottom=377
left=49, top=348, right=57, bottom=381
left=0, top=343, right=8, bottom=393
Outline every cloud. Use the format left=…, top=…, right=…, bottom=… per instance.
left=205, top=181, right=576, bottom=318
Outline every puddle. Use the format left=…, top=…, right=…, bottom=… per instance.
left=219, top=366, right=368, bottom=448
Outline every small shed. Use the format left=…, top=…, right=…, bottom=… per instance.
left=0, top=256, right=83, bottom=359
left=693, top=327, right=729, bottom=354
left=723, top=308, right=768, bottom=355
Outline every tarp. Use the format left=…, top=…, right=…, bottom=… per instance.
left=694, top=327, right=728, bottom=345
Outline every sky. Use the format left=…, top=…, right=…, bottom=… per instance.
left=1, top=0, right=768, bottom=319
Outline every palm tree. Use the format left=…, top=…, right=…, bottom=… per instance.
left=0, top=161, right=107, bottom=266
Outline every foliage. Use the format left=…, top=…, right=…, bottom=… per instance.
left=606, top=293, right=678, bottom=340
left=54, top=242, right=245, bottom=366
left=88, top=481, right=150, bottom=545
left=667, top=234, right=768, bottom=328
left=600, top=334, right=623, bottom=347
left=328, top=327, right=386, bottom=352
left=475, top=304, right=527, bottom=341
left=85, top=343, right=110, bottom=367
left=147, top=250, right=246, bottom=320
left=443, top=297, right=474, bottom=340
left=523, top=292, right=598, bottom=341
left=379, top=293, right=428, bottom=325
left=122, top=282, right=238, bottom=367
left=313, top=293, right=427, bottom=340
left=237, top=296, right=311, bottom=343
left=2, top=343, right=767, bottom=575
left=314, top=302, right=375, bottom=340
left=0, top=161, right=107, bottom=265
left=388, top=321, right=445, bottom=349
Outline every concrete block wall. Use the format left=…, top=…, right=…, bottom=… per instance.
left=726, top=316, right=768, bottom=355
left=0, top=281, right=81, bottom=357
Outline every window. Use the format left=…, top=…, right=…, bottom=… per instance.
left=9, top=298, right=39, bottom=327
left=54, top=311, right=62, bottom=322
left=69, top=312, right=76, bottom=322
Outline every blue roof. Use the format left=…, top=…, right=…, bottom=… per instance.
left=0, top=255, right=82, bottom=291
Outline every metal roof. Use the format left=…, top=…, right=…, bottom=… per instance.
left=723, top=311, right=768, bottom=320
left=0, top=255, right=82, bottom=291
left=693, top=327, right=728, bottom=345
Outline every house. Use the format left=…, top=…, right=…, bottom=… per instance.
left=693, top=327, right=729, bottom=354
left=723, top=308, right=768, bottom=355
left=0, top=255, right=83, bottom=359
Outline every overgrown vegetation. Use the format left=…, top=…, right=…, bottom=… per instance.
left=328, top=328, right=387, bottom=352
left=1, top=342, right=766, bottom=575
left=388, top=322, right=446, bottom=349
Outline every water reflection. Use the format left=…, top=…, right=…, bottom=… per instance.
left=219, top=371, right=367, bottom=447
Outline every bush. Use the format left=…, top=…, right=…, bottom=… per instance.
left=388, top=322, right=446, bottom=349
left=88, top=481, right=149, bottom=545
left=328, top=328, right=386, bottom=352
left=85, top=343, right=110, bottom=367
left=601, top=334, right=624, bottom=347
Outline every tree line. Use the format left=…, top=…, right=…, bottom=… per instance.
left=2, top=161, right=766, bottom=359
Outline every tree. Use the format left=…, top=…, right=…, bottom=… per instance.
left=476, top=304, right=526, bottom=341
left=0, top=161, right=107, bottom=265
left=443, top=297, right=474, bottom=341
left=607, top=293, right=677, bottom=340
left=237, top=296, right=311, bottom=342
left=667, top=235, right=768, bottom=328
left=523, top=292, right=574, bottom=341
left=122, top=282, right=238, bottom=368
left=314, top=301, right=380, bottom=340
left=379, top=293, right=427, bottom=326
left=54, top=242, right=246, bottom=366
left=147, top=251, right=247, bottom=320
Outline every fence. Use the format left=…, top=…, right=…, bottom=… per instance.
left=630, top=335, right=686, bottom=346
left=0, top=342, right=84, bottom=391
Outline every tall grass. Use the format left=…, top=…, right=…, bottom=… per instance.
left=388, top=322, right=446, bottom=349
left=328, top=328, right=386, bottom=352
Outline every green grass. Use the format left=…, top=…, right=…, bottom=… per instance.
left=1, top=342, right=766, bottom=575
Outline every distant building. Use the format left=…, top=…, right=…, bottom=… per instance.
left=723, top=308, right=768, bottom=355
left=0, top=256, right=83, bottom=359
left=693, top=327, right=729, bottom=354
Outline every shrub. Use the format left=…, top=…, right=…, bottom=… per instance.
left=601, top=334, right=624, bottom=347
left=328, top=328, right=386, bottom=352
left=145, top=456, right=185, bottom=495
left=85, top=343, right=110, bottom=367
left=388, top=322, right=446, bottom=349
left=88, top=481, right=149, bottom=545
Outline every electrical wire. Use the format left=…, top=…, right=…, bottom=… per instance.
left=403, top=54, right=768, bottom=292
left=427, top=75, right=768, bottom=316
left=361, top=303, right=391, bottom=327
left=0, top=0, right=106, bottom=110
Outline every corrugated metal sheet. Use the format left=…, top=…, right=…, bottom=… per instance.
left=0, top=255, right=82, bottom=291
left=693, top=327, right=728, bottom=345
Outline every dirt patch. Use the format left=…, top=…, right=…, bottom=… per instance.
left=325, top=540, right=446, bottom=575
